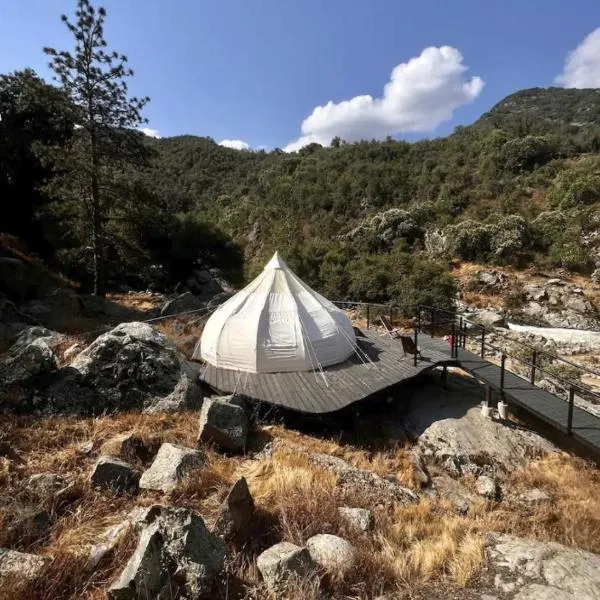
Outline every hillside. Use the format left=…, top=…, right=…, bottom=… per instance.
left=133, top=86, right=600, bottom=307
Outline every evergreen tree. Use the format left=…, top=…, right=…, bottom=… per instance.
left=44, top=0, right=149, bottom=295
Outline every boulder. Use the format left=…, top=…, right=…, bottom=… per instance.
left=9, top=326, right=64, bottom=354
left=486, top=533, right=600, bottom=599
left=306, top=534, right=355, bottom=573
left=101, top=432, right=152, bottom=463
left=47, top=322, right=202, bottom=414
left=108, top=522, right=164, bottom=600
left=139, top=443, right=204, bottom=492
left=338, top=506, right=373, bottom=533
left=257, top=542, right=315, bottom=589
left=21, top=288, right=81, bottom=330
left=197, top=397, right=248, bottom=452
left=27, top=472, right=68, bottom=497
left=158, top=508, right=227, bottom=596
left=160, top=292, right=205, bottom=317
left=476, top=475, right=498, bottom=500
left=469, top=309, right=505, bottom=328
left=519, top=488, right=552, bottom=504
left=90, top=456, right=140, bottom=493
left=428, top=475, right=478, bottom=515
left=0, top=548, right=49, bottom=589
left=109, top=508, right=226, bottom=600
left=213, top=477, right=255, bottom=538
left=0, top=337, right=57, bottom=386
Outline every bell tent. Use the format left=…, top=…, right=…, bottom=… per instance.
left=194, top=252, right=356, bottom=373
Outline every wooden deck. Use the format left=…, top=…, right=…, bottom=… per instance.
left=451, top=344, right=600, bottom=456
left=200, top=329, right=455, bottom=413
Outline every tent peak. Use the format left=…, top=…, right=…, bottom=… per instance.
left=264, top=251, right=288, bottom=270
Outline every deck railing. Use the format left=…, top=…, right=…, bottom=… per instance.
left=417, top=304, right=600, bottom=435
left=333, top=299, right=600, bottom=434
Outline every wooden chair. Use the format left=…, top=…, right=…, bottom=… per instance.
left=379, top=315, right=400, bottom=339
left=399, top=335, right=423, bottom=359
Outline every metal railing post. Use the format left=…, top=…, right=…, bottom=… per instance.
left=567, top=387, right=575, bottom=435
left=366, top=304, right=370, bottom=330
left=458, top=316, right=463, bottom=351
left=480, top=327, right=485, bottom=359
left=451, top=321, right=457, bottom=359
left=462, top=321, right=467, bottom=348
left=413, top=325, right=419, bottom=367
left=530, top=350, right=537, bottom=385
left=500, top=354, right=506, bottom=390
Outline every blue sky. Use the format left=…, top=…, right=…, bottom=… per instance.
left=1, top=0, right=600, bottom=150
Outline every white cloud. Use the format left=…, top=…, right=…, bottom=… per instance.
left=555, top=28, right=600, bottom=88
left=139, top=127, right=161, bottom=138
left=219, top=139, right=250, bottom=150
left=284, top=46, right=484, bottom=152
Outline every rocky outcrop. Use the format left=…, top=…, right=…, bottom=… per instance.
left=310, top=452, right=418, bottom=504
left=109, top=508, right=226, bottom=600
left=139, top=443, right=204, bottom=492
left=213, top=477, right=255, bottom=538
left=256, top=542, right=315, bottom=590
left=0, top=337, right=57, bottom=386
left=161, top=292, right=205, bottom=317
left=9, top=326, right=64, bottom=354
left=0, top=548, right=49, bottom=589
left=90, top=456, right=140, bottom=493
left=403, top=375, right=557, bottom=474
left=485, top=533, right=600, bottom=599
left=197, top=397, right=248, bottom=452
left=306, top=534, right=354, bottom=573
left=47, top=322, right=202, bottom=414
left=338, top=506, right=373, bottom=533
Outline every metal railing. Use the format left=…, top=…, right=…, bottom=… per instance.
left=417, top=304, right=600, bottom=435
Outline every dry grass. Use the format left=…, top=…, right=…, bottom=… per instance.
left=2, top=407, right=600, bottom=599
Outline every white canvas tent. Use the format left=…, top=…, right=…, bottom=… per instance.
left=194, top=252, right=356, bottom=373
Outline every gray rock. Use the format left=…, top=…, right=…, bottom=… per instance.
left=0, top=548, right=50, bottom=588
left=27, top=472, right=67, bottom=496
left=108, top=522, right=164, bottom=600
left=90, top=456, right=140, bottom=493
left=519, top=488, right=552, bottom=504
left=157, top=508, right=227, bottom=596
left=9, top=326, right=64, bottom=354
left=471, top=309, right=505, bottom=328
left=306, top=534, right=354, bottom=573
left=0, top=337, right=57, bottom=385
left=310, top=452, right=418, bottom=504
left=47, top=322, right=202, bottom=414
left=102, top=432, right=151, bottom=462
left=88, top=519, right=132, bottom=570
left=109, top=508, right=226, bottom=599
left=428, top=475, right=478, bottom=515
left=257, top=542, right=315, bottom=589
left=486, top=533, right=600, bottom=600
left=139, top=443, right=204, bottom=492
left=214, top=477, right=255, bottom=538
left=410, top=449, right=430, bottom=486
left=198, top=397, right=248, bottom=452
left=160, top=292, right=205, bottom=317
left=338, top=506, right=373, bottom=533
left=476, top=475, right=498, bottom=499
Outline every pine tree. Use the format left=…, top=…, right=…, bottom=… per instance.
left=44, top=0, right=149, bottom=296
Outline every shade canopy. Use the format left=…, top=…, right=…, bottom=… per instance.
left=195, top=252, right=356, bottom=373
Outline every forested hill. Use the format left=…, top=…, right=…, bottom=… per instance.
left=473, top=87, right=600, bottom=133
left=4, top=73, right=600, bottom=313
left=139, top=86, right=600, bottom=302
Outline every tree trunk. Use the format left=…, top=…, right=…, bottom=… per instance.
left=90, top=126, right=105, bottom=297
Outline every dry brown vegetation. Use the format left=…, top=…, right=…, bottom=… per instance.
left=1, top=409, right=600, bottom=599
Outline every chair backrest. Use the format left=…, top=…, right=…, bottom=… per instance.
left=400, top=335, right=417, bottom=354
left=379, top=315, right=394, bottom=332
